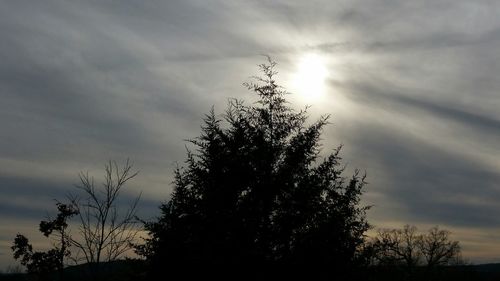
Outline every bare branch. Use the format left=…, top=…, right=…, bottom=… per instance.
left=68, top=160, right=141, bottom=265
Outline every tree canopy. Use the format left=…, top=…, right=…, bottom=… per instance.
left=12, top=203, right=77, bottom=279
left=140, top=58, right=370, bottom=277
left=369, top=225, right=461, bottom=269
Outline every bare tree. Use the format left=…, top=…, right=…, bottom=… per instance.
left=68, top=160, right=141, bottom=264
left=419, top=226, right=461, bottom=268
left=371, top=225, right=461, bottom=270
left=372, top=225, right=422, bottom=270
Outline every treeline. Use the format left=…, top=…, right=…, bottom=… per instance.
left=360, top=225, right=465, bottom=281
left=9, top=58, right=478, bottom=281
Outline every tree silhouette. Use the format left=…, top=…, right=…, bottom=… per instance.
left=368, top=225, right=462, bottom=280
left=12, top=203, right=77, bottom=280
left=11, top=161, right=142, bottom=281
left=67, top=160, right=141, bottom=265
left=140, top=57, right=370, bottom=278
left=420, top=226, right=461, bottom=269
left=372, top=225, right=422, bottom=270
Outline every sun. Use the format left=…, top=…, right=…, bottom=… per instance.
left=291, top=53, right=329, bottom=102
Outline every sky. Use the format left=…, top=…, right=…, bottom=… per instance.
left=1, top=0, right=500, bottom=268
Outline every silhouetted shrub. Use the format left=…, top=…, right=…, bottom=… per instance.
left=12, top=203, right=77, bottom=280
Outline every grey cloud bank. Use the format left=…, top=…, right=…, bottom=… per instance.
left=1, top=0, right=500, bottom=268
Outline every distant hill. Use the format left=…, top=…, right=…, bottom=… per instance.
left=3, top=261, right=500, bottom=281
left=0, top=259, right=146, bottom=281
left=474, top=263, right=500, bottom=273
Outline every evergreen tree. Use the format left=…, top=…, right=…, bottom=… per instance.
left=140, top=57, right=369, bottom=277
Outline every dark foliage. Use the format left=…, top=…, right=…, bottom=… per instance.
left=139, top=58, right=370, bottom=278
left=11, top=203, right=77, bottom=280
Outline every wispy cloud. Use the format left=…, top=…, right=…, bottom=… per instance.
left=1, top=0, right=500, bottom=267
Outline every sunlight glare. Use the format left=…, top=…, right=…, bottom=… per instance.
left=292, top=53, right=329, bottom=102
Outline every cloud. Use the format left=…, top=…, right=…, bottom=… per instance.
left=1, top=0, right=500, bottom=267
left=346, top=122, right=500, bottom=227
